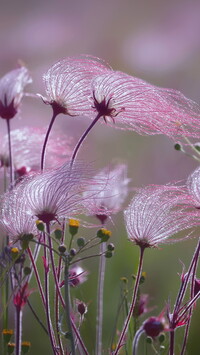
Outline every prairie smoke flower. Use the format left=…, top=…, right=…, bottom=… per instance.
left=84, top=164, right=130, bottom=223
left=40, top=55, right=110, bottom=169
left=89, top=70, right=200, bottom=138
left=1, top=182, right=37, bottom=241
left=185, top=165, right=200, bottom=208
left=132, top=311, right=168, bottom=355
left=124, top=185, right=195, bottom=249
left=0, top=67, right=32, bottom=120
left=7, top=161, right=98, bottom=225
left=41, top=55, right=111, bottom=117
left=0, top=127, right=73, bottom=175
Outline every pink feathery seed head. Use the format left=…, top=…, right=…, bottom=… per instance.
left=0, top=182, right=38, bottom=242
left=90, top=70, right=200, bottom=138
left=83, top=163, right=130, bottom=222
left=41, top=55, right=111, bottom=117
left=186, top=165, right=200, bottom=208
left=0, top=66, right=32, bottom=120
left=17, top=161, right=100, bottom=224
left=124, top=185, right=195, bottom=249
left=0, top=127, right=74, bottom=175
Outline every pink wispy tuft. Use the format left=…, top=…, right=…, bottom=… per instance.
left=124, top=185, right=195, bottom=249
left=0, top=67, right=32, bottom=120
left=0, top=127, right=74, bottom=175
left=6, top=161, right=100, bottom=225
left=89, top=71, right=200, bottom=138
left=41, top=55, right=111, bottom=116
left=1, top=181, right=38, bottom=241
left=84, top=163, right=130, bottom=222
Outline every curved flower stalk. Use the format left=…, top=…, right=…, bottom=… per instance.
left=83, top=163, right=130, bottom=354
left=0, top=127, right=73, bottom=176
left=0, top=67, right=32, bottom=120
left=84, top=163, right=130, bottom=223
left=114, top=185, right=196, bottom=354
left=132, top=312, right=167, bottom=355
left=40, top=55, right=111, bottom=170
left=89, top=71, right=200, bottom=139
left=0, top=66, right=32, bottom=185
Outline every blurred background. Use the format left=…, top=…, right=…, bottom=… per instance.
left=1, top=0, right=200, bottom=353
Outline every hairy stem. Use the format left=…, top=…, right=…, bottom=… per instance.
left=70, top=113, right=101, bottom=166
left=41, top=112, right=58, bottom=171
left=96, top=243, right=106, bottom=355
left=15, top=308, right=22, bottom=355
left=114, top=247, right=145, bottom=355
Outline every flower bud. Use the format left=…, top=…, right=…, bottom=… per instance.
left=77, top=301, right=87, bottom=316
left=21, top=341, right=31, bottom=354
left=105, top=250, right=113, bottom=258
left=174, top=143, right=182, bottom=151
left=70, top=248, right=76, bottom=257
left=143, top=317, right=164, bottom=338
left=54, top=228, right=62, bottom=240
left=69, top=219, right=80, bottom=236
left=10, top=247, right=19, bottom=261
left=107, top=243, right=115, bottom=251
left=58, top=244, right=67, bottom=254
left=2, top=329, right=14, bottom=344
left=96, top=228, right=112, bottom=242
left=36, top=220, right=45, bottom=232
left=7, top=343, right=15, bottom=354
left=77, top=237, right=85, bottom=247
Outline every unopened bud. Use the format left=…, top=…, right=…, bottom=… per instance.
left=97, top=228, right=112, bottom=242
left=2, top=329, right=14, bottom=344
left=10, top=248, right=19, bottom=261
left=58, top=244, right=67, bottom=254
left=77, top=301, right=87, bottom=316
left=36, top=220, right=45, bottom=232
left=107, top=243, right=115, bottom=251
left=70, top=248, right=76, bottom=257
left=7, top=343, right=15, bottom=354
left=143, top=317, right=164, bottom=338
left=54, top=228, right=62, bottom=240
left=77, top=237, right=85, bottom=247
left=21, top=341, right=31, bottom=353
left=158, top=333, right=165, bottom=343
left=69, top=219, right=80, bottom=236
left=105, top=250, right=113, bottom=258
left=174, top=143, right=182, bottom=151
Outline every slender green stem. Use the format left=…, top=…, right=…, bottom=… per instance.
left=6, top=119, right=14, bottom=186
left=114, top=247, right=145, bottom=355
left=41, top=111, right=58, bottom=171
left=64, top=257, right=76, bottom=355
left=70, top=113, right=101, bottom=166
left=15, top=308, right=22, bottom=355
left=96, top=243, right=106, bottom=355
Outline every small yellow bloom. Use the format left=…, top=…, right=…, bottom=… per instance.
left=69, top=219, right=80, bottom=227
left=2, top=329, right=14, bottom=335
left=100, top=228, right=112, bottom=237
left=11, top=247, right=19, bottom=254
